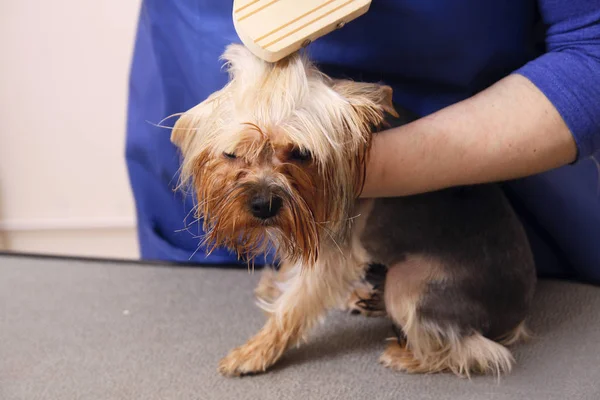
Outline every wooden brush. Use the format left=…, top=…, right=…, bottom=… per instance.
left=233, top=0, right=372, bottom=62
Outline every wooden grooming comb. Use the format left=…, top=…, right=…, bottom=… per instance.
left=233, top=0, right=372, bottom=62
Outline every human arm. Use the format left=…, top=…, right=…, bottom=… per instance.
left=362, top=74, right=576, bottom=197
left=361, top=2, right=600, bottom=198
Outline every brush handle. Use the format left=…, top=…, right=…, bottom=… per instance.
left=233, top=0, right=372, bottom=62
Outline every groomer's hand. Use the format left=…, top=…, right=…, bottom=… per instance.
left=361, top=74, right=577, bottom=198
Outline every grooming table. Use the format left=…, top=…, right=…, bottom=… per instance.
left=2, top=254, right=599, bottom=400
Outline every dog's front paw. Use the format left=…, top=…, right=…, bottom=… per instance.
left=218, top=332, right=286, bottom=377
left=218, top=346, right=266, bottom=377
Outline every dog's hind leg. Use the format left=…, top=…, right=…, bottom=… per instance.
left=380, top=330, right=514, bottom=377
left=380, top=258, right=515, bottom=377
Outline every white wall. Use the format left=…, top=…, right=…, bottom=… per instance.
left=0, top=1, right=142, bottom=258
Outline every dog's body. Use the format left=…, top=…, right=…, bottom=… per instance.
left=172, top=44, right=536, bottom=378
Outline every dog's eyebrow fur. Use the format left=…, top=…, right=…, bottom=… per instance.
left=241, top=122, right=267, bottom=139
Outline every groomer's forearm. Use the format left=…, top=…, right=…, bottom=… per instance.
left=361, top=74, right=577, bottom=198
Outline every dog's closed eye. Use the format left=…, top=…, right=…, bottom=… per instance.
left=289, top=148, right=312, bottom=162
left=223, top=151, right=237, bottom=160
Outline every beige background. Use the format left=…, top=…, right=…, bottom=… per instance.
left=0, top=0, right=143, bottom=258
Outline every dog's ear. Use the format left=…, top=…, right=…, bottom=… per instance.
left=330, top=80, right=399, bottom=197
left=171, top=98, right=212, bottom=154
left=172, top=45, right=266, bottom=158
left=172, top=46, right=260, bottom=154
left=332, top=80, right=399, bottom=124
left=171, top=86, right=232, bottom=156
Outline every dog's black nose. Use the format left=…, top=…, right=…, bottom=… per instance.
left=249, top=194, right=282, bottom=219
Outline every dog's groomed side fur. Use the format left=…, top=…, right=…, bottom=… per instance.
left=172, top=44, right=536, bottom=378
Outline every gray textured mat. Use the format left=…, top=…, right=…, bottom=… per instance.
left=1, top=255, right=599, bottom=400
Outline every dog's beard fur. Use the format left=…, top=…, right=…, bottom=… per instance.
left=172, top=44, right=397, bottom=265
left=189, top=148, right=324, bottom=264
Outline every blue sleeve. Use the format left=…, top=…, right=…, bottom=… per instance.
left=515, top=1, right=600, bottom=160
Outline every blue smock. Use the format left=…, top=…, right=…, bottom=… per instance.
left=126, top=1, right=600, bottom=282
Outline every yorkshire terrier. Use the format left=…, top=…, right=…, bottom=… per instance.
left=171, top=44, right=536, bottom=378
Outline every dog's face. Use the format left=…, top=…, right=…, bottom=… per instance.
left=172, top=45, right=396, bottom=264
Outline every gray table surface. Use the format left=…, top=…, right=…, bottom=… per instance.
left=1, top=255, right=600, bottom=400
